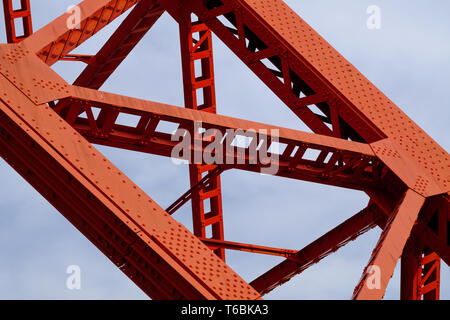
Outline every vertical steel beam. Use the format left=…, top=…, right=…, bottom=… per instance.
left=2, top=0, right=32, bottom=43
left=401, top=237, right=421, bottom=300
left=420, top=250, right=441, bottom=300
left=179, top=8, right=225, bottom=260
left=401, top=237, right=441, bottom=300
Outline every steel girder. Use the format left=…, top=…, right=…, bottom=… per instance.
left=53, top=88, right=386, bottom=192
left=2, top=0, right=32, bottom=43
left=401, top=236, right=441, bottom=300
left=0, top=0, right=448, bottom=300
left=73, top=0, right=164, bottom=89
left=0, top=74, right=260, bottom=299
left=178, top=7, right=226, bottom=260
left=251, top=203, right=387, bottom=295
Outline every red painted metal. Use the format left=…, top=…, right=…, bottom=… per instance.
left=54, top=0, right=164, bottom=121
left=200, top=238, right=300, bottom=260
left=402, top=237, right=441, bottom=300
left=2, top=0, right=32, bottom=43
left=0, top=72, right=259, bottom=299
left=352, top=190, right=425, bottom=299
left=166, top=166, right=224, bottom=215
left=178, top=6, right=226, bottom=260
left=73, top=0, right=163, bottom=89
left=53, top=88, right=385, bottom=191
left=0, top=0, right=448, bottom=299
left=30, top=0, right=139, bottom=66
left=400, top=194, right=449, bottom=299
left=251, top=203, right=386, bottom=295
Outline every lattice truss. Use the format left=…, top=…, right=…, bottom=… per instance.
left=0, top=0, right=448, bottom=300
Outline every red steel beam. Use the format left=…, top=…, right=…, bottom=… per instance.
left=155, top=0, right=449, bottom=299
left=23, top=0, right=138, bottom=66
left=166, top=166, right=224, bottom=215
left=60, top=54, right=94, bottom=63
left=418, top=251, right=441, bottom=299
left=2, top=0, right=32, bottom=43
left=0, top=0, right=447, bottom=300
left=400, top=194, right=449, bottom=300
left=179, top=6, right=226, bottom=260
left=200, top=238, right=299, bottom=260
left=158, top=0, right=384, bottom=142
left=352, top=189, right=425, bottom=300
left=401, top=235, right=441, bottom=300
left=418, top=195, right=450, bottom=266
left=401, top=237, right=422, bottom=300
left=73, top=0, right=164, bottom=90
left=250, top=203, right=385, bottom=295
left=420, top=227, right=450, bottom=267
left=0, top=71, right=260, bottom=300
left=54, top=0, right=164, bottom=118
left=53, top=88, right=385, bottom=192
left=157, top=0, right=449, bottom=199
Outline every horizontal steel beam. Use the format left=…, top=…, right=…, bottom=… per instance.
left=200, top=238, right=299, bottom=259
left=52, top=86, right=385, bottom=192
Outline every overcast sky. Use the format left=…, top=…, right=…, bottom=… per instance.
left=0, top=0, right=448, bottom=299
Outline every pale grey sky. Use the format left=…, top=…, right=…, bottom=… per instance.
left=0, top=0, right=448, bottom=299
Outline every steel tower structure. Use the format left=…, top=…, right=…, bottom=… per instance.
left=0, top=0, right=448, bottom=300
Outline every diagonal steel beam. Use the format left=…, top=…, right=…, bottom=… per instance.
left=54, top=0, right=164, bottom=117
left=23, top=0, right=138, bottom=65
left=74, top=0, right=164, bottom=90
left=0, top=72, right=260, bottom=300
left=352, top=189, right=425, bottom=300
left=166, top=166, right=224, bottom=215
left=2, top=0, right=32, bottom=43
left=401, top=234, right=441, bottom=300
left=250, top=203, right=385, bottom=295
left=157, top=0, right=449, bottom=199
